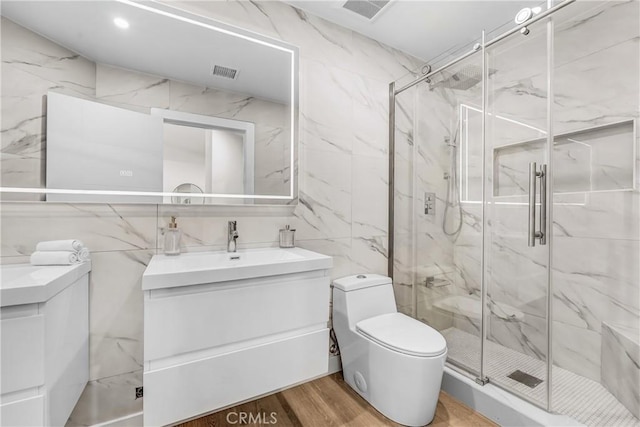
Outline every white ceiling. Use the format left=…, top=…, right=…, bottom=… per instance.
left=284, top=0, right=544, bottom=62
left=1, top=1, right=293, bottom=104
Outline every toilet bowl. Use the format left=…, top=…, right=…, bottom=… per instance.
left=332, top=274, right=447, bottom=426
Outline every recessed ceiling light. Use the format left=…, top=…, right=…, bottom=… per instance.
left=113, top=17, right=129, bottom=29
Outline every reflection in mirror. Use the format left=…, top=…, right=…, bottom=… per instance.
left=157, top=109, right=256, bottom=204
left=46, top=92, right=164, bottom=204
left=163, top=124, right=209, bottom=204
left=0, top=0, right=298, bottom=204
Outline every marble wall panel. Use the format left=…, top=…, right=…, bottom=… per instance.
left=453, top=244, right=482, bottom=295
left=300, top=59, right=356, bottom=155
left=487, top=311, right=548, bottom=362
left=552, top=320, right=602, bottom=382
left=89, top=250, right=152, bottom=381
left=352, top=76, right=389, bottom=159
left=293, top=147, right=352, bottom=240
left=352, top=155, right=387, bottom=238
left=156, top=206, right=290, bottom=251
left=553, top=237, right=640, bottom=331
left=0, top=203, right=158, bottom=258
left=296, top=238, right=352, bottom=281
left=351, top=235, right=388, bottom=276
left=392, top=232, right=415, bottom=287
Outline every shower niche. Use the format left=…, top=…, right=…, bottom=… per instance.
left=492, top=120, right=636, bottom=197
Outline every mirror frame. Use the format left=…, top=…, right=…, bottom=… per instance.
left=0, top=0, right=299, bottom=205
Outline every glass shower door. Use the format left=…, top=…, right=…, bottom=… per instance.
left=548, top=2, right=640, bottom=424
left=412, top=52, right=485, bottom=379
left=482, top=16, right=552, bottom=408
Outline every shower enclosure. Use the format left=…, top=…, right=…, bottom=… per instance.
left=389, top=1, right=639, bottom=425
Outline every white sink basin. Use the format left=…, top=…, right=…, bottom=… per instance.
left=142, top=247, right=332, bottom=290
left=0, top=262, right=91, bottom=307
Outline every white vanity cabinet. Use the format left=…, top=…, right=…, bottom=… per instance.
left=0, top=263, right=90, bottom=427
left=142, top=248, right=332, bottom=427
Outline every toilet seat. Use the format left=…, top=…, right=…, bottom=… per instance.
left=356, top=313, right=447, bottom=357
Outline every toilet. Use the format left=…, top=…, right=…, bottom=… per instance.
left=332, top=274, right=447, bottom=426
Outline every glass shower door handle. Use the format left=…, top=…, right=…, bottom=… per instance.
left=528, top=162, right=547, bottom=247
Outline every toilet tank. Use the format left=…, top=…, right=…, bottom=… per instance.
left=332, top=274, right=397, bottom=331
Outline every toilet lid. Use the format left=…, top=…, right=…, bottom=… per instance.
left=356, top=313, right=447, bottom=357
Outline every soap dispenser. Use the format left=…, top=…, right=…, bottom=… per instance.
left=164, top=216, right=182, bottom=256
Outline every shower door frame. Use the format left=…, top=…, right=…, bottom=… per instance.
left=388, top=0, right=575, bottom=413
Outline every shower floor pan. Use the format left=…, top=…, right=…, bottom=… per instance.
left=442, top=327, right=639, bottom=427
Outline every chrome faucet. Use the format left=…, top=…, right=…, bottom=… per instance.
left=227, top=221, right=239, bottom=252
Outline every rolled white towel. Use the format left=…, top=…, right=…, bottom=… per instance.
left=30, top=251, right=79, bottom=266
left=77, top=247, right=91, bottom=262
left=36, top=239, right=85, bottom=252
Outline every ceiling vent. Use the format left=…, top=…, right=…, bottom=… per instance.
left=342, top=0, right=391, bottom=20
left=212, top=65, right=238, bottom=80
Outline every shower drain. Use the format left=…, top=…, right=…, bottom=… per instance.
left=507, top=370, right=543, bottom=388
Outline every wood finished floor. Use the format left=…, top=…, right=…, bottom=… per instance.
left=178, top=373, right=497, bottom=427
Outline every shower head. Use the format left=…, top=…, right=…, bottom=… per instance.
left=429, top=65, right=497, bottom=91
left=430, top=65, right=483, bottom=91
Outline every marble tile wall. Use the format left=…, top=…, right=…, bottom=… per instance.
left=396, top=0, right=639, bottom=397
left=1, top=0, right=423, bottom=419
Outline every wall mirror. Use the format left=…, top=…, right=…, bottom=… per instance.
left=0, top=0, right=298, bottom=205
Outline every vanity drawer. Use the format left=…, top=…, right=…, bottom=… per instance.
left=0, top=394, right=44, bottom=427
left=143, top=328, right=328, bottom=427
left=0, top=312, right=45, bottom=394
left=144, top=271, right=330, bottom=361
